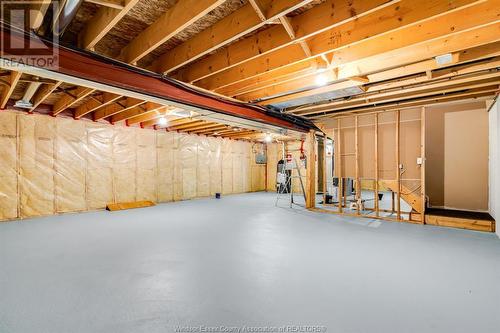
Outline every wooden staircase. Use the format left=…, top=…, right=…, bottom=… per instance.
left=381, top=180, right=422, bottom=222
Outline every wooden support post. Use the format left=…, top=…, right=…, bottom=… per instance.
left=337, top=120, right=343, bottom=213
left=396, top=110, right=401, bottom=221
left=421, top=107, right=426, bottom=224
left=374, top=113, right=379, bottom=218
left=1, top=71, right=22, bottom=108
left=323, top=135, right=327, bottom=205
left=355, top=115, right=360, bottom=215
left=306, top=129, right=316, bottom=209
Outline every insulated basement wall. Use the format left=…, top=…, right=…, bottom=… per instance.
left=0, top=110, right=266, bottom=222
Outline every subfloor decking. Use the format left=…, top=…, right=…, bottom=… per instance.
left=425, top=208, right=496, bottom=232
left=0, top=192, right=499, bottom=333
left=426, top=207, right=495, bottom=221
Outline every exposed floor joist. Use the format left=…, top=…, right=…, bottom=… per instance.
left=152, top=0, right=314, bottom=74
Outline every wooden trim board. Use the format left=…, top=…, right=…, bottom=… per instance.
left=106, top=201, right=156, bottom=211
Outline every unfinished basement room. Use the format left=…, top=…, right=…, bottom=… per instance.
left=1, top=0, right=500, bottom=332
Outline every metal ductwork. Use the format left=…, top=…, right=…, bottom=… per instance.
left=37, top=0, right=84, bottom=38
left=15, top=82, right=42, bottom=109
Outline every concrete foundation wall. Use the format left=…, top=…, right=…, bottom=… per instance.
left=0, top=110, right=266, bottom=222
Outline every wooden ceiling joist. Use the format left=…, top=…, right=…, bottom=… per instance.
left=292, top=65, right=500, bottom=116
left=248, top=0, right=267, bottom=21
left=185, top=123, right=226, bottom=133
left=216, top=57, right=323, bottom=97
left=79, top=0, right=141, bottom=50
left=310, top=87, right=498, bottom=119
left=245, top=22, right=500, bottom=104
left=123, top=104, right=167, bottom=125
left=74, top=92, right=121, bottom=119
left=110, top=102, right=164, bottom=124
left=4, top=0, right=496, bottom=128
left=52, top=86, right=94, bottom=115
left=29, top=81, right=62, bottom=112
left=173, top=0, right=393, bottom=83
left=30, top=0, right=52, bottom=29
left=152, top=0, right=314, bottom=74
left=134, top=111, right=169, bottom=127
left=225, top=132, right=268, bottom=140
left=93, top=97, right=144, bottom=121
left=190, top=127, right=229, bottom=135
left=160, top=119, right=202, bottom=131
left=279, top=15, right=312, bottom=57
left=119, top=0, right=225, bottom=65
left=195, top=126, right=233, bottom=135
left=84, top=0, right=126, bottom=10
left=194, top=0, right=495, bottom=93
left=211, top=128, right=237, bottom=134
left=168, top=120, right=207, bottom=131
left=297, top=78, right=500, bottom=117
left=140, top=116, right=177, bottom=128
left=0, top=71, right=22, bottom=109
left=272, top=42, right=500, bottom=107
left=164, top=118, right=198, bottom=127
left=222, top=130, right=258, bottom=138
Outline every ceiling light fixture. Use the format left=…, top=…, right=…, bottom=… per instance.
left=265, top=134, right=273, bottom=143
left=170, top=108, right=191, bottom=118
left=315, top=73, right=328, bottom=86
left=158, top=117, right=167, bottom=126
left=435, top=53, right=453, bottom=66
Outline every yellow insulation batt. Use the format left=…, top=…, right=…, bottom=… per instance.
left=0, top=110, right=267, bottom=222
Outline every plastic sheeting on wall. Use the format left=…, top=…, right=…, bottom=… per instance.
left=86, top=122, right=114, bottom=209
left=0, top=112, right=17, bottom=220
left=55, top=117, right=87, bottom=213
left=156, top=131, right=175, bottom=202
left=136, top=128, right=157, bottom=202
left=0, top=110, right=267, bottom=222
left=113, top=126, right=137, bottom=203
left=19, top=114, right=55, bottom=218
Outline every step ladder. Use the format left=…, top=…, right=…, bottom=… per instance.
left=276, top=158, right=306, bottom=208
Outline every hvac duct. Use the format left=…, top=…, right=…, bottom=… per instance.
left=37, top=0, right=84, bottom=37
left=14, top=82, right=42, bottom=109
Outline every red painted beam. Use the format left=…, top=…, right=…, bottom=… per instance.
left=0, top=25, right=313, bottom=132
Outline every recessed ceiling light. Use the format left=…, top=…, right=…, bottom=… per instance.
left=265, top=134, right=273, bottom=143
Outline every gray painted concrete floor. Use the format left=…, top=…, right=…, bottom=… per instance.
left=1, top=192, right=499, bottom=333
